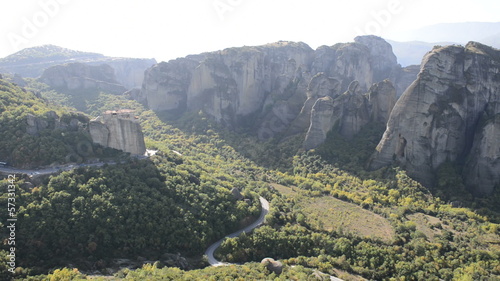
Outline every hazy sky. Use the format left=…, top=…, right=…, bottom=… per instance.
left=1, top=0, right=499, bottom=62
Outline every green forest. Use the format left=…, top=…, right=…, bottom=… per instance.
left=0, top=77, right=499, bottom=280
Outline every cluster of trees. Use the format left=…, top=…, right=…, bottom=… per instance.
left=3, top=78, right=499, bottom=280
left=0, top=155, right=260, bottom=276
left=21, top=262, right=336, bottom=281
left=0, top=78, right=123, bottom=168
left=215, top=150, right=500, bottom=280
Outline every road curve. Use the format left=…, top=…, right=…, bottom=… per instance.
left=205, top=196, right=269, bottom=266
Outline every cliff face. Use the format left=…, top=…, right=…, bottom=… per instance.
left=40, top=62, right=127, bottom=94
left=87, top=58, right=156, bottom=89
left=26, top=111, right=88, bottom=136
left=303, top=79, right=396, bottom=150
left=89, top=110, right=146, bottom=155
left=139, top=36, right=413, bottom=144
left=370, top=42, right=500, bottom=195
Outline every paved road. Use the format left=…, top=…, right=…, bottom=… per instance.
left=0, top=161, right=115, bottom=177
left=205, top=196, right=269, bottom=266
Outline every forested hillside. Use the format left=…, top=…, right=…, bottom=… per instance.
left=0, top=75, right=499, bottom=280
left=0, top=78, right=103, bottom=168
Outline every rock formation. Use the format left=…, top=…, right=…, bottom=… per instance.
left=394, top=65, right=421, bottom=98
left=87, top=58, right=156, bottom=89
left=368, top=79, right=397, bottom=124
left=89, top=110, right=146, bottom=155
left=40, top=62, right=127, bottom=94
left=26, top=111, right=88, bottom=136
left=370, top=42, right=500, bottom=195
left=261, top=258, right=283, bottom=275
left=303, top=96, right=335, bottom=150
left=303, top=80, right=396, bottom=150
left=138, top=36, right=414, bottom=145
left=140, top=58, right=199, bottom=112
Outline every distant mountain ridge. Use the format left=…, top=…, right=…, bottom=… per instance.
left=392, top=22, right=500, bottom=45
left=0, top=44, right=156, bottom=89
left=386, top=40, right=456, bottom=66
left=386, top=22, right=500, bottom=66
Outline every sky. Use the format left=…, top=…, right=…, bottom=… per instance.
left=0, top=0, right=499, bottom=62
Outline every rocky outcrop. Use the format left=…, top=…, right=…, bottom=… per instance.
left=26, top=111, right=88, bottom=135
left=89, top=110, right=146, bottom=155
left=370, top=42, right=500, bottom=195
left=261, top=258, right=283, bottom=275
left=40, top=62, right=127, bottom=94
left=139, top=58, right=200, bottom=111
left=138, top=36, right=411, bottom=143
left=354, top=35, right=399, bottom=82
left=231, top=187, right=244, bottom=200
left=303, top=96, right=335, bottom=150
left=368, top=79, right=397, bottom=124
left=304, top=80, right=396, bottom=150
left=394, top=65, right=421, bottom=98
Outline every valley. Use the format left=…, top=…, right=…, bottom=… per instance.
left=0, top=35, right=499, bottom=281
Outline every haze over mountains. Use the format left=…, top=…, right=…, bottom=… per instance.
left=387, top=22, right=500, bottom=66
left=0, top=45, right=156, bottom=89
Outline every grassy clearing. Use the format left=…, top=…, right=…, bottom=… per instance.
left=407, top=213, right=443, bottom=242
left=271, top=183, right=395, bottom=243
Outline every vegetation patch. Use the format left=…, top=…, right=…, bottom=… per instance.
left=299, top=196, right=395, bottom=243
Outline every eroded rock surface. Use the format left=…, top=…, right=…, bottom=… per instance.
left=370, top=42, right=500, bottom=195
left=40, top=62, right=127, bottom=94
left=139, top=36, right=411, bottom=144
left=90, top=110, right=146, bottom=155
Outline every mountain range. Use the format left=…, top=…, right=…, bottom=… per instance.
left=1, top=23, right=500, bottom=280
left=0, top=44, right=156, bottom=89
left=2, top=31, right=500, bottom=196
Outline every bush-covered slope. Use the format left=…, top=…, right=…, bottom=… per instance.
left=0, top=78, right=99, bottom=167
left=2, top=79, right=499, bottom=280
left=0, top=156, right=260, bottom=274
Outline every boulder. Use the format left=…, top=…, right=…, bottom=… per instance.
left=231, top=187, right=244, bottom=200
left=261, top=258, right=283, bottom=275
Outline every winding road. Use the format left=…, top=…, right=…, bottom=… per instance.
left=204, top=195, right=344, bottom=281
left=205, top=196, right=270, bottom=266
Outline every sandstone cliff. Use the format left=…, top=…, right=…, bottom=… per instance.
left=40, top=62, right=127, bottom=94
left=138, top=36, right=414, bottom=144
left=370, top=42, right=500, bottom=195
left=89, top=110, right=146, bottom=155
left=303, top=80, right=396, bottom=150
left=87, top=58, right=156, bottom=89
